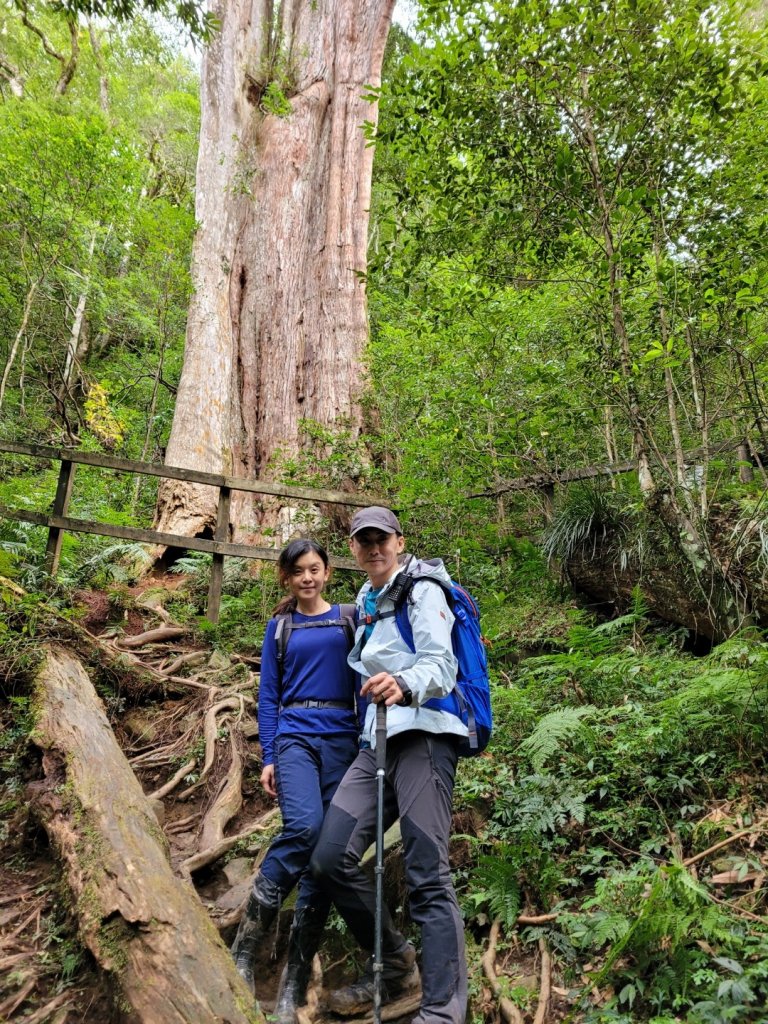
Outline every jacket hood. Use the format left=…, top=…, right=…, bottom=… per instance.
left=401, top=554, right=453, bottom=588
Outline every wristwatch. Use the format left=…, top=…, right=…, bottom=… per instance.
left=395, top=677, right=413, bottom=707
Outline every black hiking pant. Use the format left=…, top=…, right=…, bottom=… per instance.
left=311, top=731, right=467, bottom=1024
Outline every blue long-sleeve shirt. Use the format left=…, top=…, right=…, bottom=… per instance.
left=258, top=604, right=361, bottom=766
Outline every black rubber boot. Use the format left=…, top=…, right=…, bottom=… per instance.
left=273, top=905, right=329, bottom=1024
left=327, top=941, right=421, bottom=1016
left=231, top=875, right=283, bottom=994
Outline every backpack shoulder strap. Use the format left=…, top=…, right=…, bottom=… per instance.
left=338, top=603, right=357, bottom=650
left=275, top=606, right=357, bottom=676
left=274, top=612, right=292, bottom=683
left=392, top=573, right=454, bottom=652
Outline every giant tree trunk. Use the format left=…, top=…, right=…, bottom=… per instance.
left=155, top=0, right=395, bottom=540
left=29, top=644, right=262, bottom=1024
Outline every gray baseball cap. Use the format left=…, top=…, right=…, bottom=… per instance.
left=349, top=506, right=402, bottom=537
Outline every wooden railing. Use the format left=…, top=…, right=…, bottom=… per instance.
left=0, top=441, right=376, bottom=622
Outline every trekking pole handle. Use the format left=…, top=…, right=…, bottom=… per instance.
left=375, top=701, right=387, bottom=771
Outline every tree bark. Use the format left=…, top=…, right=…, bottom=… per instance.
left=87, top=20, right=110, bottom=113
left=155, top=0, right=395, bottom=540
left=0, top=276, right=40, bottom=413
left=0, top=55, right=24, bottom=97
left=565, top=546, right=721, bottom=641
left=28, top=644, right=262, bottom=1024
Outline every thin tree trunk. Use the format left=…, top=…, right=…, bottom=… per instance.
left=63, top=229, right=98, bottom=388
left=133, top=324, right=168, bottom=512
left=54, top=18, right=79, bottom=96
left=735, top=347, right=768, bottom=456
left=0, top=277, right=40, bottom=412
left=0, top=56, right=24, bottom=97
left=654, top=243, right=686, bottom=489
left=18, top=6, right=79, bottom=96
left=603, top=404, right=618, bottom=465
left=579, top=73, right=654, bottom=495
left=155, top=0, right=395, bottom=541
left=686, top=328, right=710, bottom=515
left=87, top=20, right=109, bottom=113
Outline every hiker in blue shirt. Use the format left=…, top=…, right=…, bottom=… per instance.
left=231, top=539, right=360, bottom=1022
left=311, top=507, right=468, bottom=1024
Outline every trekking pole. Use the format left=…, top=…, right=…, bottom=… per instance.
left=373, top=700, right=387, bottom=1024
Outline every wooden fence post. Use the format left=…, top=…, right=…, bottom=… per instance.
left=206, top=486, right=231, bottom=624
left=44, top=459, right=75, bottom=577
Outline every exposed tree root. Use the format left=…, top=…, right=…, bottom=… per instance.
left=482, top=919, right=553, bottom=1024
left=481, top=919, right=525, bottom=1024
left=0, top=974, right=37, bottom=1017
left=683, top=824, right=768, bottom=867
left=161, top=649, right=208, bottom=675
left=182, top=808, right=281, bottom=881
left=177, top=695, right=247, bottom=799
left=115, top=625, right=189, bottom=649
left=149, top=758, right=197, bottom=800
left=532, top=938, right=551, bottom=1024
left=200, top=731, right=243, bottom=851
left=16, top=990, right=74, bottom=1024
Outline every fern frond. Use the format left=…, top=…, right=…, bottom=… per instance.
left=469, top=846, right=521, bottom=929
left=519, top=706, right=596, bottom=772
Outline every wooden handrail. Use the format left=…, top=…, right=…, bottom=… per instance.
left=0, top=440, right=371, bottom=622
left=0, top=507, right=360, bottom=570
left=1, top=440, right=380, bottom=507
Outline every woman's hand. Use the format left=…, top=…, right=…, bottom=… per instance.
left=260, top=763, right=277, bottom=798
left=361, top=671, right=404, bottom=707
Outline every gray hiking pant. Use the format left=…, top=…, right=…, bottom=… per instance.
left=311, top=731, right=468, bottom=1024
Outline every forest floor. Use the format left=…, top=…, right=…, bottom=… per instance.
left=0, top=578, right=569, bottom=1024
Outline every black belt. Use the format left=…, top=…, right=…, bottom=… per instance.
left=281, top=700, right=354, bottom=710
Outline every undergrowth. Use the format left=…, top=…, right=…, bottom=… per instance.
left=456, top=610, right=768, bottom=1023
left=2, top=513, right=768, bottom=1021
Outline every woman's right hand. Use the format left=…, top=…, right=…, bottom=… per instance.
left=260, top=763, right=277, bottom=798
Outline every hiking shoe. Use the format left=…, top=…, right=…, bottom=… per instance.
left=327, top=943, right=420, bottom=1016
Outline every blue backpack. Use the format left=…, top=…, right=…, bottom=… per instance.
left=381, top=567, right=492, bottom=756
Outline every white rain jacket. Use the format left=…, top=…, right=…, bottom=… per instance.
left=348, top=554, right=468, bottom=748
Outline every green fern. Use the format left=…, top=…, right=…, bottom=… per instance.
left=519, top=706, right=596, bottom=772
left=494, top=773, right=588, bottom=835
left=467, top=844, right=521, bottom=929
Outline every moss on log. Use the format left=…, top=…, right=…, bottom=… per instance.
left=28, top=644, right=263, bottom=1024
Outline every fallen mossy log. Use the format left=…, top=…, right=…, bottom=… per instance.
left=28, top=644, right=262, bottom=1024
left=565, top=546, right=723, bottom=640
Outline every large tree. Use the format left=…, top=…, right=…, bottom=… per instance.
left=154, top=0, right=395, bottom=540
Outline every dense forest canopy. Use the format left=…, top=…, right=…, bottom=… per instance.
left=1, top=2, right=768, bottom=1023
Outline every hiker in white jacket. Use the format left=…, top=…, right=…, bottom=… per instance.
left=311, top=507, right=468, bottom=1024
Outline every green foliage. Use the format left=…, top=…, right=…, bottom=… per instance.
left=52, top=0, right=216, bottom=41
left=562, top=861, right=768, bottom=1021
left=260, top=81, right=293, bottom=118
left=452, top=609, right=768, bottom=1019
left=466, top=843, right=521, bottom=929
left=0, top=10, right=196, bottom=481
left=542, top=487, right=639, bottom=565
left=519, top=707, right=596, bottom=774
left=165, top=556, right=286, bottom=651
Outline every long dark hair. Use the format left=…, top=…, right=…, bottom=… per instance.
left=273, top=539, right=331, bottom=615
